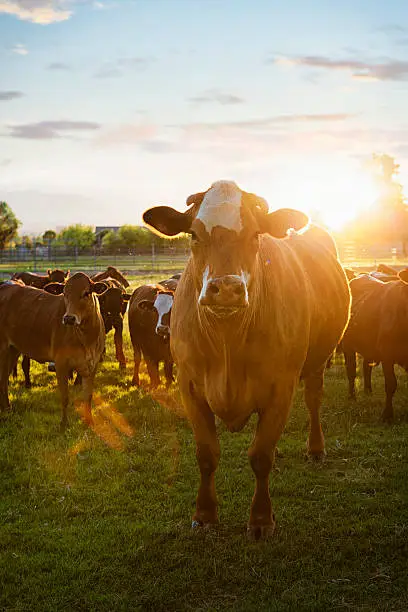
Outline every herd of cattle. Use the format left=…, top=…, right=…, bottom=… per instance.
left=1, top=180, right=407, bottom=538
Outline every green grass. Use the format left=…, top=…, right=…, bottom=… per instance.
left=1, top=284, right=408, bottom=611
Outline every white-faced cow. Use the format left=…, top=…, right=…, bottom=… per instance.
left=143, top=180, right=350, bottom=539
left=128, top=277, right=179, bottom=388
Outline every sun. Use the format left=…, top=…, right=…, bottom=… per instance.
left=267, top=158, right=378, bottom=232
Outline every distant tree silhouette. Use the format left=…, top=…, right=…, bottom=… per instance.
left=0, top=201, right=21, bottom=250
left=43, top=229, right=57, bottom=243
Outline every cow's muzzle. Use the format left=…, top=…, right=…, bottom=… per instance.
left=156, top=324, right=170, bottom=340
left=199, top=274, right=248, bottom=309
left=63, top=314, right=78, bottom=326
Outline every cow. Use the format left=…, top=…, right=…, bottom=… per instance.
left=142, top=179, right=350, bottom=539
left=12, top=269, right=69, bottom=289
left=14, top=277, right=130, bottom=386
left=128, top=280, right=178, bottom=388
left=342, top=271, right=408, bottom=422
left=91, top=266, right=130, bottom=288
left=0, top=272, right=106, bottom=428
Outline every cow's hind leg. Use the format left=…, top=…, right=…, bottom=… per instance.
left=22, top=355, right=31, bottom=389
left=145, top=357, right=160, bottom=389
left=382, top=361, right=396, bottom=423
left=363, top=359, right=373, bottom=394
left=344, top=350, right=357, bottom=399
left=248, top=380, right=295, bottom=540
left=304, top=367, right=325, bottom=459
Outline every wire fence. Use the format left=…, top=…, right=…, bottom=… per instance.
left=0, top=240, right=407, bottom=279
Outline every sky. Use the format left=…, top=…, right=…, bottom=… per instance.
left=1, top=0, right=408, bottom=234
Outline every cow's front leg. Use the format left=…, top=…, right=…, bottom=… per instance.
left=113, top=322, right=126, bottom=370
left=182, top=378, right=220, bottom=527
left=55, top=364, right=70, bottom=430
left=248, top=381, right=294, bottom=540
left=382, top=361, right=396, bottom=423
left=81, top=372, right=96, bottom=426
left=304, top=367, right=325, bottom=459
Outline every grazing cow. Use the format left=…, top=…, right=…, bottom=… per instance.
left=12, top=269, right=69, bottom=289
left=0, top=272, right=106, bottom=427
left=143, top=179, right=350, bottom=538
left=377, top=263, right=398, bottom=276
left=91, top=266, right=129, bottom=288
left=128, top=280, right=178, bottom=388
left=342, top=271, right=408, bottom=422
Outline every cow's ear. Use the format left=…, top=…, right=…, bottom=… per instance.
left=91, top=281, right=109, bottom=295
left=47, top=269, right=52, bottom=276
left=44, top=282, right=64, bottom=295
left=262, top=208, right=309, bottom=238
left=138, top=299, right=155, bottom=311
left=398, top=269, right=408, bottom=284
left=65, top=270, right=70, bottom=278
left=122, top=293, right=131, bottom=302
left=143, top=205, right=194, bottom=237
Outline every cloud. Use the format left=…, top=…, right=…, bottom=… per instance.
left=189, top=89, right=245, bottom=105
left=272, top=54, right=408, bottom=81
left=94, top=56, right=154, bottom=79
left=0, top=158, right=12, bottom=167
left=0, top=1, right=72, bottom=24
left=47, top=61, right=71, bottom=70
left=0, top=90, right=24, bottom=101
left=10, top=43, right=28, bottom=55
left=5, top=120, right=101, bottom=139
left=95, top=122, right=157, bottom=146
left=0, top=0, right=107, bottom=24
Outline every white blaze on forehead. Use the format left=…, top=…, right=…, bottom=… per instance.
left=196, top=180, right=243, bottom=233
left=153, top=293, right=173, bottom=327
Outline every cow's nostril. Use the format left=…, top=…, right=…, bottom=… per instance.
left=208, top=283, right=219, bottom=295
left=234, top=284, right=245, bottom=296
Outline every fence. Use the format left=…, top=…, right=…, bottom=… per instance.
left=0, top=244, right=190, bottom=278
left=1, top=240, right=407, bottom=279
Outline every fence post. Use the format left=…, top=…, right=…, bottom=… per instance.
left=151, top=243, right=155, bottom=270
left=33, top=245, right=37, bottom=272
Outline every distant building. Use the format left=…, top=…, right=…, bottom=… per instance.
left=95, top=226, right=121, bottom=235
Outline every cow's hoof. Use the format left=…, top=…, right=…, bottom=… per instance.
left=247, top=523, right=275, bottom=541
left=307, top=450, right=326, bottom=462
left=191, top=519, right=217, bottom=531
left=381, top=412, right=393, bottom=424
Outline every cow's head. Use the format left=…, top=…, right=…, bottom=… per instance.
left=62, top=272, right=107, bottom=326
left=143, top=180, right=308, bottom=314
left=48, top=268, right=70, bottom=283
left=138, top=289, right=175, bottom=339
left=98, top=287, right=130, bottom=329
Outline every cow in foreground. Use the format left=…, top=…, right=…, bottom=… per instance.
left=0, top=272, right=106, bottom=427
left=143, top=180, right=350, bottom=539
left=12, top=269, right=69, bottom=288
left=342, top=271, right=408, bottom=422
left=128, top=278, right=178, bottom=388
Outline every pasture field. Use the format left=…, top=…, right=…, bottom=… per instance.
left=1, top=276, right=408, bottom=611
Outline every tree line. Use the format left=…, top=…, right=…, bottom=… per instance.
left=0, top=217, right=190, bottom=253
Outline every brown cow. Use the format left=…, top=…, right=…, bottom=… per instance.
left=143, top=179, right=350, bottom=539
left=0, top=272, right=106, bottom=427
left=128, top=280, right=178, bottom=388
left=12, top=269, right=69, bottom=288
left=342, top=271, right=408, bottom=422
left=91, top=266, right=129, bottom=288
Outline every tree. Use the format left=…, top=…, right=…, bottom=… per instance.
left=43, top=229, right=56, bottom=243
left=57, top=224, right=95, bottom=250
left=0, top=201, right=21, bottom=250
